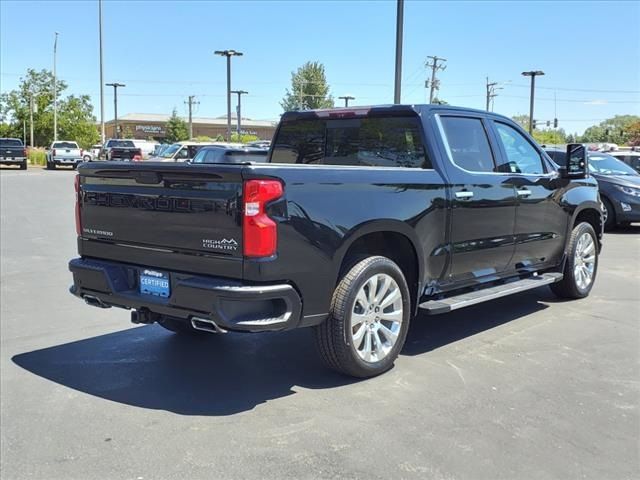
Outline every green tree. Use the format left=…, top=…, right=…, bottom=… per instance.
left=120, top=124, right=134, bottom=139
left=230, top=133, right=259, bottom=143
left=0, top=68, right=98, bottom=147
left=281, top=61, right=334, bottom=111
left=165, top=109, right=189, bottom=143
left=532, top=128, right=567, bottom=146
left=626, top=121, right=640, bottom=146
left=580, top=115, right=640, bottom=145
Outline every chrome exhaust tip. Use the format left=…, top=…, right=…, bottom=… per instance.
left=83, top=295, right=110, bottom=309
left=191, top=317, right=227, bottom=334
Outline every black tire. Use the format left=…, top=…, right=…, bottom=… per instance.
left=156, top=316, right=209, bottom=336
left=601, top=197, right=616, bottom=231
left=19, top=161, right=27, bottom=170
left=550, top=222, right=599, bottom=299
left=314, top=256, right=411, bottom=378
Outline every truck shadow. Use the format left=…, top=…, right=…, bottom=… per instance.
left=12, top=289, right=551, bottom=416
left=607, top=224, right=640, bottom=235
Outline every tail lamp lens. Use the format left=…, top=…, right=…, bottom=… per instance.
left=74, top=175, right=82, bottom=236
left=243, top=180, right=283, bottom=257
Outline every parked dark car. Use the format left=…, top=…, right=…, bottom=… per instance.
left=190, top=146, right=268, bottom=164
left=70, top=105, right=602, bottom=378
left=545, top=148, right=640, bottom=229
left=0, top=138, right=27, bottom=170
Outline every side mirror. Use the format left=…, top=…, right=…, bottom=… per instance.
left=560, top=143, right=588, bottom=179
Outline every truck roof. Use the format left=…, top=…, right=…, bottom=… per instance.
left=281, top=104, right=513, bottom=123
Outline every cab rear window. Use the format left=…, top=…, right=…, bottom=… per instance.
left=0, top=139, right=23, bottom=147
left=270, top=116, right=431, bottom=168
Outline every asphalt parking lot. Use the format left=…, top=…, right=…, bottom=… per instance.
left=1, top=166, right=639, bottom=480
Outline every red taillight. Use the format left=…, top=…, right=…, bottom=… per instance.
left=74, top=175, right=82, bottom=236
left=243, top=179, right=283, bottom=258
left=133, top=154, right=142, bottom=162
left=23, top=147, right=27, bottom=157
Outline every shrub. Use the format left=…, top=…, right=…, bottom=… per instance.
left=28, top=148, right=47, bottom=166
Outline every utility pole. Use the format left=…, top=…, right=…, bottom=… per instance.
left=29, top=94, right=35, bottom=148
left=215, top=49, right=243, bottom=141
left=98, top=0, right=105, bottom=144
left=521, top=70, right=544, bottom=134
left=106, top=82, right=125, bottom=138
left=23, top=119, right=26, bottom=145
left=393, top=0, right=404, bottom=104
left=230, top=90, right=248, bottom=136
left=185, top=95, right=199, bottom=139
left=53, top=32, right=59, bottom=141
left=338, top=95, right=355, bottom=107
left=425, top=55, right=447, bottom=103
left=485, top=77, right=502, bottom=111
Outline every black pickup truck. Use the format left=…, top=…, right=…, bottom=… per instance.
left=0, top=138, right=28, bottom=170
left=99, top=139, right=142, bottom=161
left=69, top=105, right=602, bottom=378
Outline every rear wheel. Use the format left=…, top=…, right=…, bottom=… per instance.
left=157, top=316, right=210, bottom=336
left=551, top=222, right=598, bottom=299
left=19, top=161, right=27, bottom=170
left=314, top=256, right=411, bottom=378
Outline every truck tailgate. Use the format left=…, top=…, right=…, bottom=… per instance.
left=78, top=163, right=244, bottom=274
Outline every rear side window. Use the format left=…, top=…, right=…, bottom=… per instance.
left=271, top=116, right=431, bottom=168
left=0, top=139, right=23, bottom=147
left=439, top=116, right=495, bottom=172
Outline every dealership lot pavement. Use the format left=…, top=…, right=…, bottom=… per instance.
left=1, top=167, right=639, bottom=480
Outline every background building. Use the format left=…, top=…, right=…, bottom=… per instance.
left=104, top=113, right=277, bottom=141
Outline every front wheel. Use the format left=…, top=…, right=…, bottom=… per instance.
left=551, top=222, right=599, bottom=299
left=601, top=197, right=616, bottom=230
left=314, top=256, right=411, bottom=378
left=19, top=161, right=27, bottom=170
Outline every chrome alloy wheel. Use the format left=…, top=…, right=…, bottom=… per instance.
left=350, top=273, right=403, bottom=363
left=574, top=232, right=596, bottom=290
left=601, top=201, right=608, bottom=225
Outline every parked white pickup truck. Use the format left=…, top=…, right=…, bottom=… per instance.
left=46, top=141, right=84, bottom=170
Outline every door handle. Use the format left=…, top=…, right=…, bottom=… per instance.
left=455, top=190, right=474, bottom=200
left=517, top=188, right=532, bottom=197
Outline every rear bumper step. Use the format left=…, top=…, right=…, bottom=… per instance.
left=419, top=272, right=563, bottom=315
left=69, top=257, right=302, bottom=332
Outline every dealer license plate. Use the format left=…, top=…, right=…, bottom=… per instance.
left=139, top=269, right=170, bottom=298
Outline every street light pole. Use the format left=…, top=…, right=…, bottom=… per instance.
left=99, top=0, right=105, bottom=144
left=215, top=49, right=243, bottom=141
left=393, top=0, right=404, bottom=104
left=521, top=70, right=544, bottom=134
left=106, top=82, right=125, bottom=138
left=230, top=90, right=248, bottom=136
left=338, top=95, right=355, bottom=107
left=53, top=32, right=59, bottom=141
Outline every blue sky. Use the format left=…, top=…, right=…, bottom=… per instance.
left=1, top=0, right=639, bottom=134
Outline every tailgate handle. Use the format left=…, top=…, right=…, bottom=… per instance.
left=134, top=172, right=162, bottom=184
